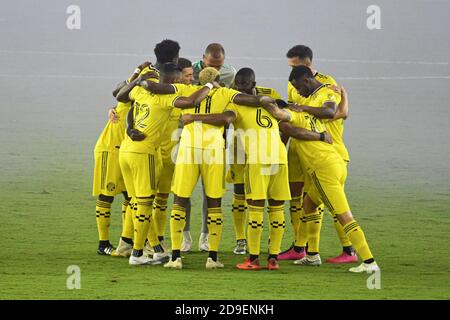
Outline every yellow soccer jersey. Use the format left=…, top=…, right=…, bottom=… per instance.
left=300, top=84, right=349, bottom=161
left=254, top=86, right=283, bottom=100
left=158, top=84, right=202, bottom=158
left=225, top=105, right=287, bottom=165
left=179, top=87, right=240, bottom=149
left=94, top=67, right=160, bottom=152
left=120, top=86, right=178, bottom=154
left=287, top=109, right=342, bottom=172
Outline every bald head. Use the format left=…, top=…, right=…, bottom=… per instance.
left=203, top=43, right=225, bottom=70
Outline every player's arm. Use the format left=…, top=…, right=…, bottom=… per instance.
left=288, top=102, right=336, bottom=119
left=233, top=93, right=273, bottom=107
left=112, top=81, right=128, bottom=98
left=116, top=72, right=158, bottom=102
left=125, top=105, right=145, bottom=141
left=279, top=122, right=332, bottom=144
left=332, top=86, right=348, bottom=120
left=113, top=61, right=152, bottom=97
left=139, top=79, right=176, bottom=94
left=262, top=101, right=292, bottom=122
left=173, top=84, right=214, bottom=109
left=180, top=111, right=236, bottom=127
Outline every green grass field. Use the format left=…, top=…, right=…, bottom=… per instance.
left=1, top=147, right=449, bottom=300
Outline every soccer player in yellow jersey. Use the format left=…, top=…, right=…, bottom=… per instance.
left=180, top=67, right=327, bottom=270
left=92, top=60, right=159, bottom=256
left=225, top=69, right=284, bottom=256
left=267, top=66, right=379, bottom=273
left=114, top=63, right=213, bottom=265
left=141, top=67, right=277, bottom=269
left=279, top=45, right=356, bottom=264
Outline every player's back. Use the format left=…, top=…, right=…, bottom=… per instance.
left=179, top=87, right=240, bottom=150
left=121, top=86, right=177, bottom=154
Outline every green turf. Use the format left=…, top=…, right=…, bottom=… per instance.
left=1, top=150, right=449, bottom=300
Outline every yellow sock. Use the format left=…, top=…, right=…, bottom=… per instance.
left=247, top=205, right=264, bottom=256
left=133, top=198, right=153, bottom=250
left=153, top=196, right=168, bottom=239
left=304, top=207, right=323, bottom=253
left=232, top=193, right=247, bottom=241
left=343, top=219, right=373, bottom=261
left=268, top=204, right=286, bottom=255
left=147, top=214, right=160, bottom=247
left=121, top=198, right=134, bottom=239
left=121, top=199, right=129, bottom=227
left=289, top=196, right=302, bottom=240
left=295, top=207, right=308, bottom=247
left=332, top=213, right=352, bottom=247
left=169, top=204, right=186, bottom=251
left=207, top=208, right=223, bottom=252
left=96, top=200, right=111, bottom=241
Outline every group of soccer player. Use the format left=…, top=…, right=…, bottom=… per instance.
left=92, top=39, right=380, bottom=273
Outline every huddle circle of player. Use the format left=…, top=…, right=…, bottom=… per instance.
left=93, top=39, right=379, bottom=273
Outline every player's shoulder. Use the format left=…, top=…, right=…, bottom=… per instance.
left=315, top=72, right=337, bottom=85
left=255, top=86, right=275, bottom=96
left=318, top=85, right=340, bottom=102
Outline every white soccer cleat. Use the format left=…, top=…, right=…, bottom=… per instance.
left=293, top=254, right=322, bottom=266
left=129, top=253, right=153, bottom=265
left=198, top=233, right=209, bottom=252
left=164, top=257, right=183, bottom=269
left=143, top=241, right=154, bottom=257
left=349, top=262, right=380, bottom=273
left=181, top=231, right=193, bottom=252
left=111, top=238, right=132, bottom=257
left=206, top=257, right=224, bottom=269
left=233, top=239, right=247, bottom=255
left=149, top=252, right=171, bottom=265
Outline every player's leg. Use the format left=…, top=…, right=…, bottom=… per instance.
left=326, top=161, right=357, bottom=263
left=96, top=194, right=114, bottom=255
left=202, top=148, right=226, bottom=268
left=165, top=146, right=199, bottom=268
left=232, top=183, right=247, bottom=254
left=111, top=191, right=133, bottom=257
left=127, top=153, right=159, bottom=265
left=181, top=199, right=193, bottom=252
left=266, top=163, right=290, bottom=269
left=198, top=186, right=209, bottom=252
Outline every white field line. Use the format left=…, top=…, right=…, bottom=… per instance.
left=0, top=49, right=449, bottom=66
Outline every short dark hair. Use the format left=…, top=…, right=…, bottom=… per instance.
left=177, top=57, right=192, bottom=70
left=161, top=62, right=181, bottom=75
left=154, top=39, right=180, bottom=63
left=289, top=65, right=314, bottom=83
left=235, top=67, right=255, bottom=81
left=205, top=43, right=225, bottom=57
left=286, top=45, right=313, bottom=61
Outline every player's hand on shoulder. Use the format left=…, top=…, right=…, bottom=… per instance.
left=323, top=132, right=333, bottom=144
left=127, top=127, right=146, bottom=141
left=137, top=61, right=152, bottom=70
left=180, top=114, right=194, bottom=126
left=212, top=81, right=221, bottom=88
left=108, top=107, right=119, bottom=123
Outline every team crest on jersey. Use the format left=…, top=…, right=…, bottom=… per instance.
left=106, top=182, right=116, bottom=192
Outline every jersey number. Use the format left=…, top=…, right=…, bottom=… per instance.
left=134, top=102, right=149, bottom=129
left=194, top=96, right=212, bottom=114
left=256, top=108, right=273, bottom=128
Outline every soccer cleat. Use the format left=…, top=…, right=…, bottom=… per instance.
left=266, top=258, right=280, bottom=270
left=326, top=252, right=358, bottom=264
left=143, top=241, right=154, bottom=257
left=198, top=233, right=209, bottom=252
left=181, top=231, right=193, bottom=252
left=111, top=239, right=132, bottom=257
left=236, top=258, right=261, bottom=270
left=293, top=254, right=322, bottom=266
left=129, top=253, right=153, bottom=265
left=97, top=243, right=115, bottom=256
left=148, top=252, right=171, bottom=265
left=277, top=248, right=306, bottom=260
left=349, top=262, right=380, bottom=273
left=164, top=257, right=183, bottom=269
left=205, top=257, right=224, bottom=269
left=233, top=239, right=247, bottom=255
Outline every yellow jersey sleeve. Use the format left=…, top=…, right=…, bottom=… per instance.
left=227, top=88, right=241, bottom=104
left=129, top=86, right=144, bottom=101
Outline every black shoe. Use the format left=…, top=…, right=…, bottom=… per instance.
left=97, top=243, right=115, bottom=255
